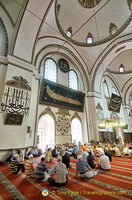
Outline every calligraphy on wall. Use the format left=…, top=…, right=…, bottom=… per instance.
left=40, top=79, right=85, bottom=112
left=56, top=116, right=70, bottom=135
left=1, top=76, right=31, bottom=115
left=109, top=93, right=122, bottom=113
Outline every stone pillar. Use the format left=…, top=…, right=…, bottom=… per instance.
left=123, top=105, right=132, bottom=132
left=0, top=56, right=8, bottom=105
left=86, top=92, right=99, bottom=142
left=25, top=73, right=41, bottom=147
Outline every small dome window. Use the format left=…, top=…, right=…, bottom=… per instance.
left=119, top=64, right=125, bottom=73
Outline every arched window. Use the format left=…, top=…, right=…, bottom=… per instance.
left=103, top=81, right=109, bottom=98
left=112, top=86, right=117, bottom=95
left=69, top=70, right=78, bottom=90
left=44, top=58, right=57, bottom=82
left=119, top=64, right=125, bottom=73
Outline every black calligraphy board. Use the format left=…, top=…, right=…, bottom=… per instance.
left=109, top=93, right=122, bottom=113
left=40, top=79, right=85, bottom=112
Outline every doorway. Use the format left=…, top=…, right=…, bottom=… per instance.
left=37, top=114, right=55, bottom=152
left=71, top=118, right=82, bottom=145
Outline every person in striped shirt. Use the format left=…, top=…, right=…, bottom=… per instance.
left=35, top=157, right=49, bottom=182
left=10, top=154, right=24, bottom=174
left=25, top=154, right=35, bottom=178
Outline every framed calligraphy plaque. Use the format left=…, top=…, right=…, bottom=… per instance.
left=4, top=113, right=23, bottom=125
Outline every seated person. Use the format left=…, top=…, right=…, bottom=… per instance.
left=30, top=147, right=39, bottom=157
left=10, top=154, right=25, bottom=174
left=35, top=157, right=49, bottom=182
left=81, top=151, right=88, bottom=162
left=75, top=155, right=99, bottom=179
left=96, top=146, right=104, bottom=157
left=122, top=144, right=130, bottom=156
left=18, top=150, right=24, bottom=162
left=18, top=151, right=25, bottom=172
left=5, top=149, right=15, bottom=163
left=112, top=145, right=121, bottom=157
left=72, top=145, right=78, bottom=159
left=76, top=148, right=83, bottom=156
left=83, top=144, right=88, bottom=151
left=87, top=150, right=96, bottom=169
left=52, top=146, right=58, bottom=157
left=59, top=145, right=65, bottom=157
left=45, top=148, right=52, bottom=162
left=25, top=154, right=35, bottom=177
left=62, top=151, right=71, bottom=169
left=104, top=147, right=112, bottom=162
left=98, top=151, right=111, bottom=170
left=48, top=156, right=68, bottom=186
left=24, top=148, right=29, bottom=159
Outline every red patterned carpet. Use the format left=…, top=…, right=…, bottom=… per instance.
left=0, top=156, right=132, bottom=200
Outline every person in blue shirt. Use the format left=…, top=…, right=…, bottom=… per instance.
left=72, top=145, right=78, bottom=159
left=75, top=155, right=99, bottom=179
left=5, top=149, right=15, bottom=163
left=35, top=157, right=49, bottom=182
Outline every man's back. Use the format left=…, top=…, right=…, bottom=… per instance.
left=55, top=162, right=67, bottom=183
left=99, top=155, right=111, bottom=170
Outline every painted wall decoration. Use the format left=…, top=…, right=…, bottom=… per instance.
left=1, top=76, right=31, bottom=115
left=40, top=79, right=85, bottom=112
left=56, top=116, right=70, bottom=135
left=109, top=93, right=122, bottom=113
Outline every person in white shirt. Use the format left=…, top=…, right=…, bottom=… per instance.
left=122, top=144, right=129, bottom=155
left=98, top=152, right=111, bottom=170
left=96, top=146, right=104, bottom=157
left=113, top=145, right=121, bottom=157
left=81, top=151, right=88, bottom=161
left=48, top=156, right=68, bottom=186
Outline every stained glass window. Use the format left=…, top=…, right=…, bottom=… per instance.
left=69, top=70, right=78, bottom=90
left=44, top=58, right=57, bottom=82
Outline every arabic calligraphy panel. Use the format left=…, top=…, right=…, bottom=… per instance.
left=1, top=85, right=30, bottom=115
left=109, top=93, right=122, bottom=113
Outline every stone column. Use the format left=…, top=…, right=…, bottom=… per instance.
left=86, top=92, right=99, bottom=143
left=123, top=105, right=132, bottom=132
left=25, top=72, right=41, bottom=147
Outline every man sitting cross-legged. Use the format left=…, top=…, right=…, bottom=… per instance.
left=10, top=154, right=25, bottom=174
left=75, top=155, right=99, bottom=179
left=48, top=156, right=68, bottom=186
left=98, top=151, right=111, bottom=170
left=25, top=154, right=35, bottom=178
left=35, top=157, right=49, bottom=182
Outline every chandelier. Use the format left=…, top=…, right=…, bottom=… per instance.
left=99, top=118, right=127, bottom=129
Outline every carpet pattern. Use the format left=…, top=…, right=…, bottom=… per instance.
left=0, top=171, right=26, bottom=200
left=0, top=156, right=132, bottom=200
